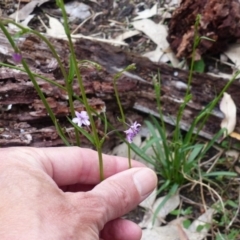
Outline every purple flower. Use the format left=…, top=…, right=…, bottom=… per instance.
left=12, top=53, right=22, bottom=64
left=124, top=121, right=141, bottom=143
left=72, top=111, right=90, bottom=127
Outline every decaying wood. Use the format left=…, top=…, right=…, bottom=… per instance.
left=167, top=0, right=240, bottom=59
left=0, top=30, right=240, bottom=147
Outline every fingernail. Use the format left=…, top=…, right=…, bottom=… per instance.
left=133, top=169, right=157, bottom=199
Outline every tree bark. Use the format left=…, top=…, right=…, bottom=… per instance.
left=0, top=31, right=239, bottom=147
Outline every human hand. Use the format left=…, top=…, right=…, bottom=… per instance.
left=0, top=147, right=157, bottom=240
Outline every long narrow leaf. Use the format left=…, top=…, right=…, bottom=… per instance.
left=198, top=128, right=225, bottom=160
left=131, top=143, right=155, bottom=165
left=185, top=144, right=204, bottom=163
left=150, top=117, right=171, bottom=164
left=152, top=184, right=179, bottom=225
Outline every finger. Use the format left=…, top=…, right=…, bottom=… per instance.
left=100, top=218, right=142, bottom=240
left=41, top=147, right=145, bottom=186
left=74, top=168, right=157, bottom=225
left=12, top=147, right=145, bottom=186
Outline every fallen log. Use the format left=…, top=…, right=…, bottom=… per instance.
left=0, top=30, right=239, bottom=147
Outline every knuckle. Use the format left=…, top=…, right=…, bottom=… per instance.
left=71, top=192, right=107, bottom=226
left=105, top=180, right=132, bottom=214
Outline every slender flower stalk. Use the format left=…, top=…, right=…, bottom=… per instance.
left=124, top=121, right=141, bottom=168
left=1, top=19, right=80, bottom=146
left=0, top=22, right=70, bottom=146
left=57, top=0, right=104, bottom=180
left=112, top=65, right=137, bottom=169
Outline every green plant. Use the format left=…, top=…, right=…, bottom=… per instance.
left=216, top=229, right=240, bottom=240
left=0, top=0, right=144, bottom=181
left=130, top=14, right=239, bottom=189
left=129, top=14, right=239, bottom=226
left=1, top=4, right=240, bottom=237
left=0, top=0, right=111, bottom=180
left=213, top=198, right=240, bottom=240
left=170, top=206, right=193, bottom=216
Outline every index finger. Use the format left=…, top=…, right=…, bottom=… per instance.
left=36, top=147, right=145, bottom=186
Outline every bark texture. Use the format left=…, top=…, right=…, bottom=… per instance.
left=167, top=0, right=240, bottom=59
left=0, top=31, right=239, bottom=147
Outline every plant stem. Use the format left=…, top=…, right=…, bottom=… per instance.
left=112, top=65, right=136, bottom=169
left=113, top=74, right=126, bottom=124
left=2, top=20, right=80, bottom=145
left=0, top=22, right=70, bottom=145
left=128, top=145, right=132, bottom=168
left=57, top=0, right=104, bottom=180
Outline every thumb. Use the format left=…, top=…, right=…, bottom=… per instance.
left=92, top=167, right=157, bottom=223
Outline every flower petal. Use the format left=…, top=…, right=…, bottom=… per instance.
left=83, top=119, right=90, bottom=126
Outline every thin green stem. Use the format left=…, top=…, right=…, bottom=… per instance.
left=112, top=64, right=136, bottom=125
left=0, top=62, right=66, bottom=91
left=173, top=14, right=200, bottom=146
left=113, top=73, right=132, bottom=168
left=0, top=22, right=70, bottom=146
left=113, top=74, right=126, bottom=124
left=128, top=145, right=132, bottom=168
left=22, top=61, right=70, bottom=145
left=97, top=144, right=104, bottom=181
left=154, top=71, right=166, bottom=130
left=186, top=14, right=201, bottom=95
left=193, top=70, right=240, bottom=142
left=3, top=21, right=68, bottom=80
left=2, top=20, right=80, bottom=145
left=112, top=65, right=136, bottom=169
left=57, top=0, right=104, bottom=179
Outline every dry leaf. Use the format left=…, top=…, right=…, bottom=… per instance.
left=234, top=165, right=240, bottom=174
left=132, top=19, right=179, bottom=66
left=230, top=131, right=240, bottom=140
left=8, top=14, right=35, bottom=31
left=10, top=0, right=50, bottom=21
left=132, top=19, right=168, bottom=49
left=141, top=224, right=206, bottom=240
left=133, top=3, right=158, bottom=20
left=225, top=149, right=239, bottom=162
left=157, top=8, right=172, bottom=19
left=188, top=208, right=215, bottom=235
left=177, top=224, right=190, bottom=240
left=152, top=194, right=180, bottom=219
left=138, top=209, right=161, bottom=229
left=143, top=46, right=179, bottom=66
left=139, top=188, right=157, bottom=209
left=109, top=134, right=141, bottom=158
left=39, top=15, right=65, bottom=38
left=167, top=0, right=181, bottom=6
left=141, top=209, right=214, bottom=240
left=139, top=193, right=180, bottom=229
left=143, top=46, right=169, bottom=63
left=115, top=30, right=141, bottom=41
left=224, top=43, right=240, bottom=68
left=219, top=92, right=237, bottom=136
